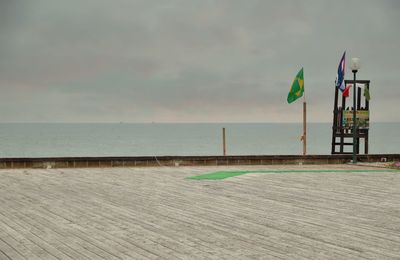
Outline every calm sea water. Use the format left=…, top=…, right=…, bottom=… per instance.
left=0, top=123, right=398, bottom=157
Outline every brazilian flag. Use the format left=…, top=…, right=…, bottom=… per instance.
left=287, top=68, right=304, bottom=104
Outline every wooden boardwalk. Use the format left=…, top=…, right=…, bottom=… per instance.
left=0, top=165, right=399, bottom=259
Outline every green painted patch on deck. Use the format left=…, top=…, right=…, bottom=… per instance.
left=188, top=169, right=400, bottom=180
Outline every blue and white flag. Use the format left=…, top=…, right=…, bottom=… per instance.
left=335, top=51, right=346, bottom=92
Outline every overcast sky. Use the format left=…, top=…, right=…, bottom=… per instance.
left=1, top=0, right=399, bottom=123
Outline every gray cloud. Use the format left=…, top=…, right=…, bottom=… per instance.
left=0, top=0, right=399, bottom=122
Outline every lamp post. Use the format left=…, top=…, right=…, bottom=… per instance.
left=350, top=58, right=360, bottom=164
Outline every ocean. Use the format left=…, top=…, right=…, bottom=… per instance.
left=0, top=123, right=398, bottom=158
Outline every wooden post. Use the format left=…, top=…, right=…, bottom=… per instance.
left=303, top=101, right=307, bottom=155
left=340, top=94, right=346, bottom=153
left=222, top=128, right=227, bottom=156
left=352, top=71, right=357, bottom=163
left=331, top=87, right=339, bottom=154
left=356, top=86, right=362, bottom=154
left=365, top=83, right=370, bottom=110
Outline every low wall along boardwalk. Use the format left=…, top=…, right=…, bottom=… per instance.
left=0, top=154, right=399, bottom=169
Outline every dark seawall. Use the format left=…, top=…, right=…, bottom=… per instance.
left=0, top=154, right=399, bottom=169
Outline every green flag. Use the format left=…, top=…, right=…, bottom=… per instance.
left=363, top=86, right=371, bottom=101
left=287, top=68, right=304, bottom=104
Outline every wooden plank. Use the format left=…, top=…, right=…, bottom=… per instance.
left=0, top=237, right=25, bottom=260
left=0, top=166, right=399, bottom=259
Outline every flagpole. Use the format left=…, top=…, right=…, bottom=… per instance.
left=302, top=95, right=307, bottom=156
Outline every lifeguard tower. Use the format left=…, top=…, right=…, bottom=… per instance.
left=331, top=80, right=370, bottom=154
